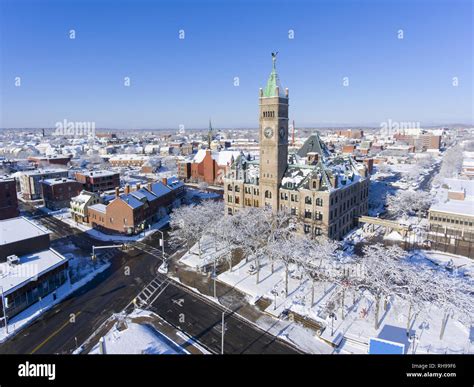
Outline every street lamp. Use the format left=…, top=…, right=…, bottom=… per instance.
left=220, top=305, right=232, bottom=355
left=329, top=312, right=337, bottom=337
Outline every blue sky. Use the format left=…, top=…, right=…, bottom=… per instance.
left=0, top=0, right=472, bottom=129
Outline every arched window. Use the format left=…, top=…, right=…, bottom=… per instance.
left=265, top=190, right=272, bottom=199
left=312, top=181, right=317, bottom=189
left=228, top=184, right=233, bottom=191
left=234, top=185, right=240, bottom=192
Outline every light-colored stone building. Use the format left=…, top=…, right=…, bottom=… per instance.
left=223, top=55, right=369, bottom=239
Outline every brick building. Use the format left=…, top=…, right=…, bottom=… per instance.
left=19, top=169, right=69, bottom=200
left=28, top=155, right=72, bottom=167
left=88, top=178, right=182, bottom=235
left=178, top=149, right=240, bottom=185
left=75, top=170, right=120, bottom=193
left=41, top=178, right=83, bottom=210
left=0, top=177, right=19, bottom=220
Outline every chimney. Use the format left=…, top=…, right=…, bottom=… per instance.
left=330, top=174, right=338, bottom=189
left=115, top=187, right=120, bottom=197
left=162, top=177, right=168, bottom=186
left=147, top=182, right=152, bottom=191
left=136, top=183, right=141, bottom=190
left=125, top=184, right=130, bottom=194
left=448, top=190, right=465, bottom=201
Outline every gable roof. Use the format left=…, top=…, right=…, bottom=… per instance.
left=297, top=133, right=330, bottom=159
left=150, top=182, right=172, bottom=198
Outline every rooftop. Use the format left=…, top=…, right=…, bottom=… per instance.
left=0, top=217, right=49, bottom=245
left=0, top=248, right=67, bottom=295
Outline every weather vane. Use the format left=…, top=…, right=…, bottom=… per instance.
left=271, top=51, right=278, bottom=69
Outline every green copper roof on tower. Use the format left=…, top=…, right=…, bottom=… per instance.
left=263, top=52, right=285, bottom=98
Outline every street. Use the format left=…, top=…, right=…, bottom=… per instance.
left=0, top=207, right=300, bottom=354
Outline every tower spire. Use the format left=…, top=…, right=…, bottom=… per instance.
left=263, top=52, right=284, bottom=98
left=207, top=118, right=213, bottom=149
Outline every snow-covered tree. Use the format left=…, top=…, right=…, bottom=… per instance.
left=425, top=270, right=474, bottom=340
left=386, top=190, right=432, bottom=219
left=356, top=244, right=406, bottom=329
left=169, top=200, right=223, bottom=258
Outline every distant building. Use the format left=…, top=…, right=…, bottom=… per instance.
left=109, top=154, right=152, bottom=167
left=41, top=178, right=83, bottom=210
left=0, top=176, right=19, bottom=220
left=179, top=149, right=241, bottom=185
left=19, top=169, right=69, bottom=200
left=75, top=170, right=121, bottom=193
left=394, top=132, right=441, bottom=151
left=0, top=217, right=68, bottom=321
left=428, top=178, right=474, bottom=238
left=28, top=155, right=72, bottom=167
left=336, top=129, right=364, bottom=139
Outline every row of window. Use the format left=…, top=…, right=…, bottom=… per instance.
left=262, top=111, right=275, bottom=118
left=303, top=224, right=322, bottom=235
left=430, top=215, right=473, bottom=227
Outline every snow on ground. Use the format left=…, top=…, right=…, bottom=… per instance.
left=89, top=311, right=187, bottom=354
left=255, top=314, right=333, bottom=354
left=0, top=260, right=110, bottom=343
left=180, top=236, right=229, bottom=270
left=217, top=250, right=473, bottom=354
left=412, top=250, right=474, bottom=279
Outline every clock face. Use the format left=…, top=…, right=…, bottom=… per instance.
left=264, top=127, right=273, bottom=139
left=279, top=127, right=286, bottom=139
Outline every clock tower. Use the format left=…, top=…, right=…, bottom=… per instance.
left=259, top=53, right=289, bottom=211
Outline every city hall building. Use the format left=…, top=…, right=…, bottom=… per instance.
left=223, top=56, right=369, bottom=239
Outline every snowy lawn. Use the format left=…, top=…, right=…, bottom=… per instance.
left=180, top=236, right=230, bottom=270
left=88, top=315, right=187, bottom=355
left=217, top=252, right=473, bottom=354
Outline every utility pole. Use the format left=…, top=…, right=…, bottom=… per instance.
left=221, top=311, right=225, bottom=355
left=0, top=286, right=8, bottom=335
left=213, top=259, right=217, bottom=299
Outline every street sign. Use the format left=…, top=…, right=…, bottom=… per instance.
left=368, top=337, right=405, bottom=354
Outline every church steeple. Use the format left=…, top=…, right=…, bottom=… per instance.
left=207, top=118, right=213, bottom=149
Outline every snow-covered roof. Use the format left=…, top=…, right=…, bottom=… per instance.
left=42, top=177, right=77, bottom=186
left=88, top=203, right=107, bottom=213
left=150, top=181, right=172, bottom=198
left=79, top=170, right=118, bottom=178
left=0, top=248, right=67, bottom=295
left=443, top=178, right=474, bottom=197
left=192, top=149, right=240, bottom=166
left=0, top=217, right=49, bottom=245
left=430, top=198, right=474, bottom=217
